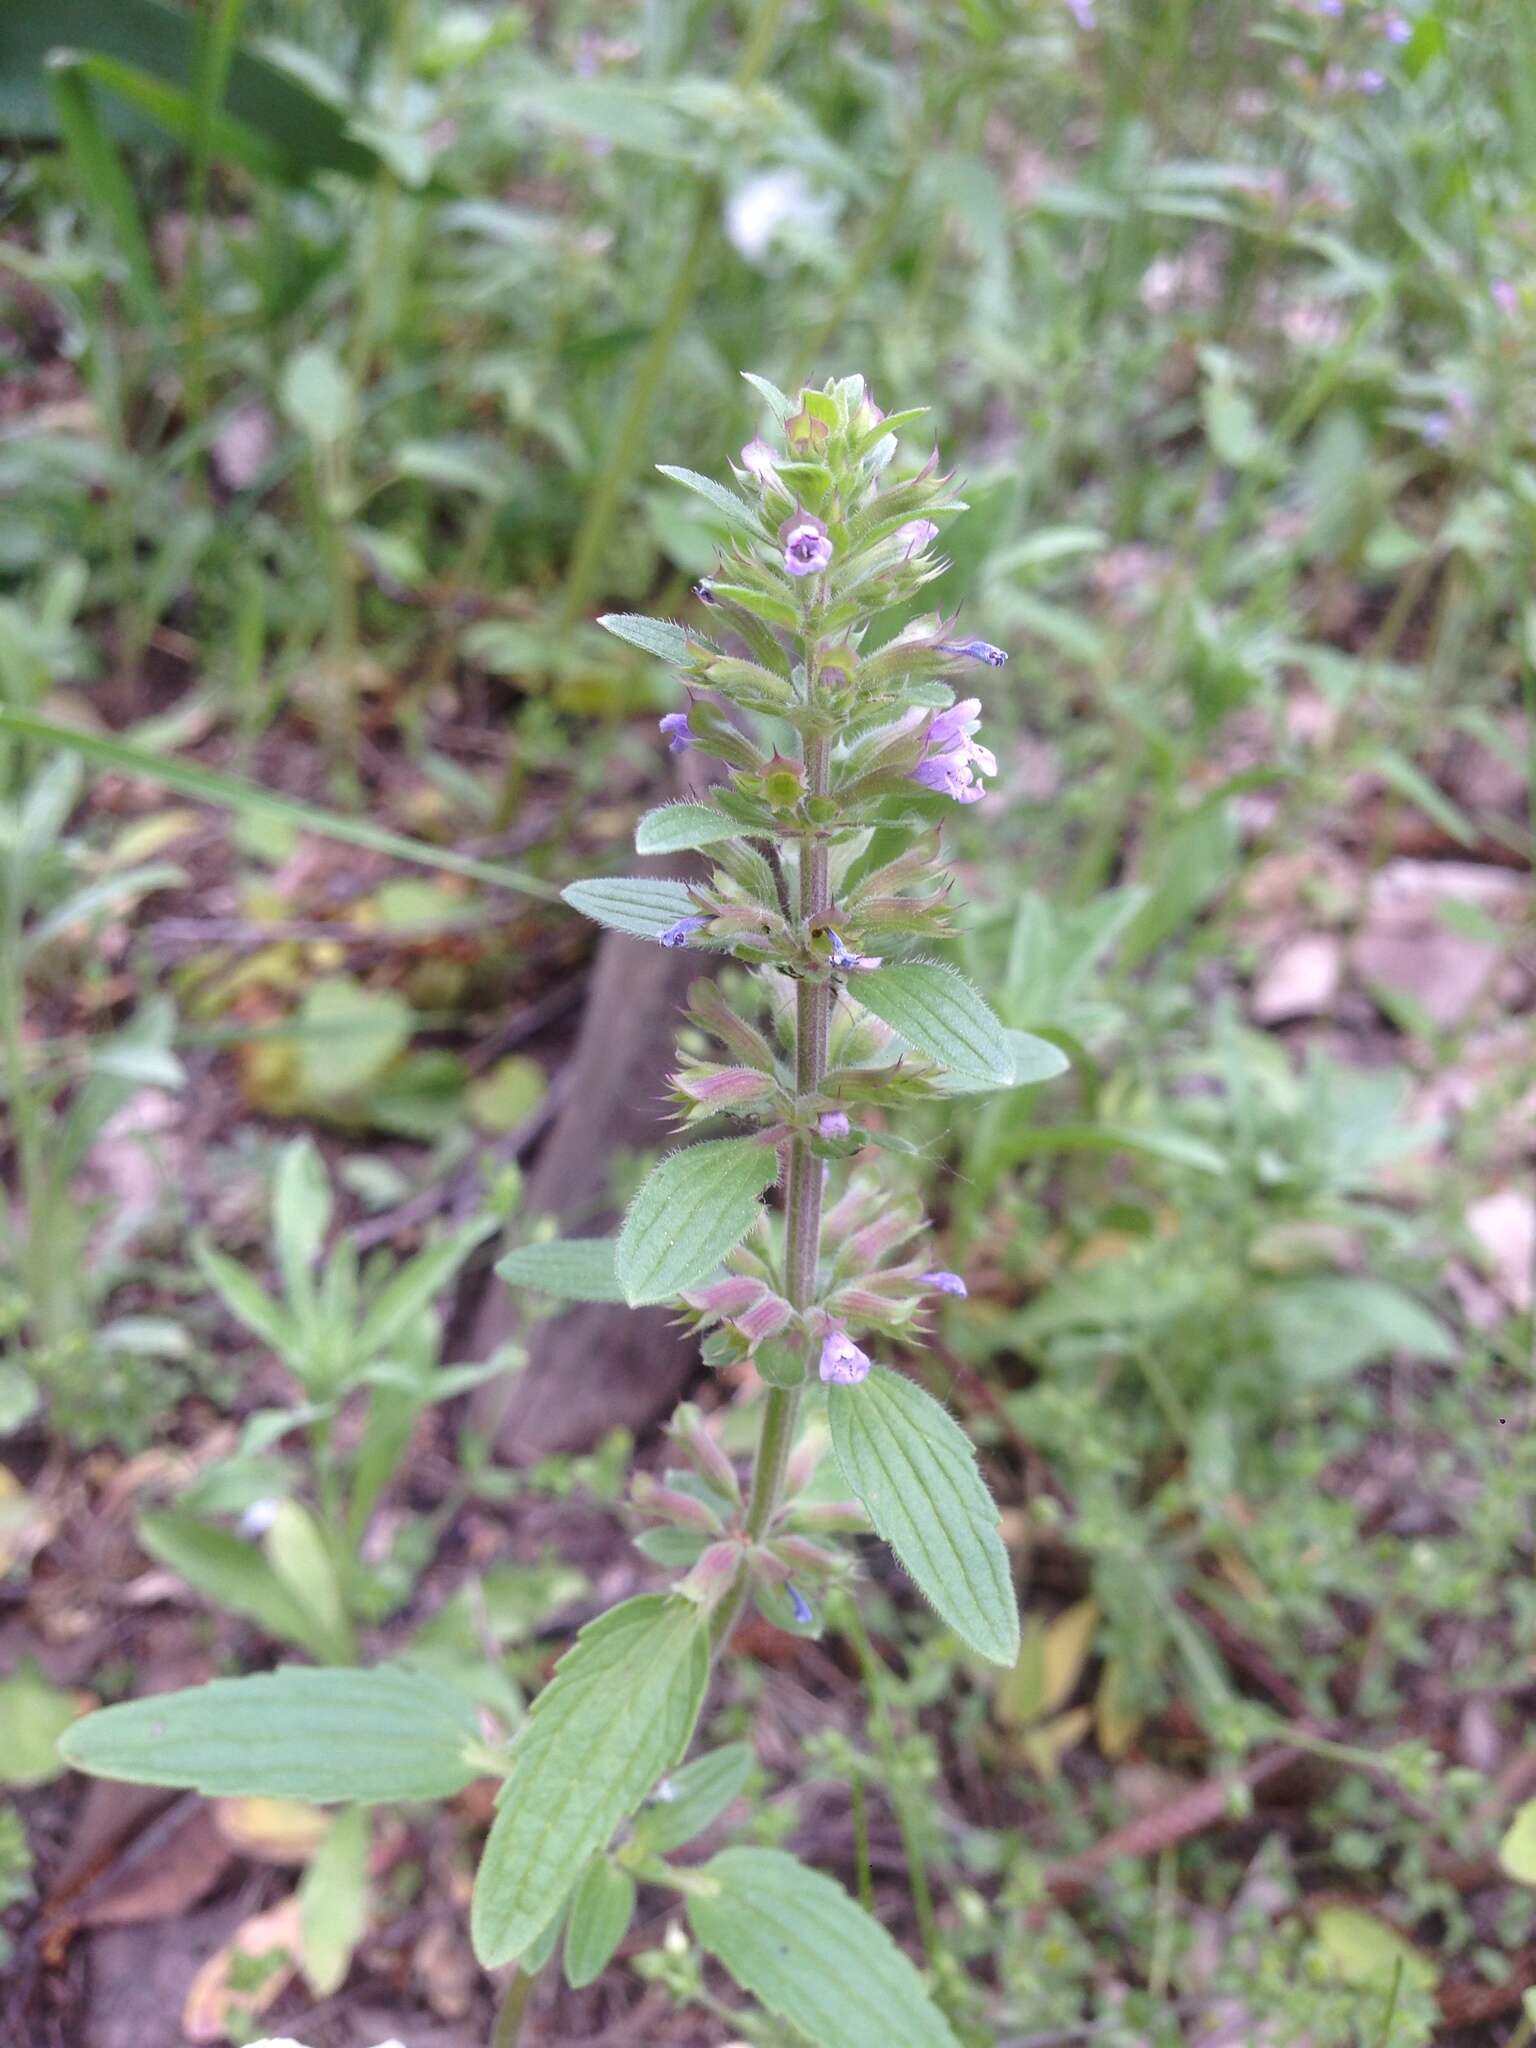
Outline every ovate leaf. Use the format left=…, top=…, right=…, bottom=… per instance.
left=632, top=1741, right=753, bottom=1854
left=58, top=1666, right=481, bottom=1804
left=1005, top=1029, right=1072, bottom=1086
left=634, top=804, right=744, bottom=856
left=1499, top=1800, right=1536, bottom=1886
left=687, top=1847, right=960, bottom=2048
left=563, top=1855, right=636, bottom=1989
left=828, top=1367, right=1018, bottom=1666
left=561, top=876, right=698, bottom=941
left=496, top=1238, right=624, bottom=1303
left=596, top=613, right=696, bottom=664
left=138, top=1509, right=338, bottom=1663
left=615, top=1139, right=778, bottom=1305
left=854, top=963, right=1011, bottom=1088
left=298, top=1805, right=370, bottom=1996
left=471, top=1596, right=708, bottom=1967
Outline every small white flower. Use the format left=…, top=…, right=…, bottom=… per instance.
left=725, top=169, right=835, bottom=263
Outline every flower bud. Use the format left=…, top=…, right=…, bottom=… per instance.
left=631, top=1473, right=725, bottom=1532
left=678, top=1539, right=746, bottom=1613
left=667, top=1403, right=742, bottom=1504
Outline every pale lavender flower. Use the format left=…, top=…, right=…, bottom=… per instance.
left=939, top=637, right=1008, bottom=668
left=660, top=711, right=694, bottom=754
left=818, top=1110, right=851, bottom=1139
left=783, top=516, right=833, bottom=577
left=1492, top=279, right=1520, bottom=314
left=910, top=698, right=997, bottom=805
left=819, top=1326, right=871, bottom=1386
left=1065, top=0, right=1096, bottom=24
left=659, top=916, right=709, bottom=949
left=787, top=1583, right=813, bottom=1625
left=1380, top=10, right=1411, bottom=41
left=826, top=928, right=882, bottom=971
left=896, top=518, right=940, bottom=560
left=923, top=1270, right=969, bottom=1298
left=739, top=438, right=780, bottom=484
left=1356, top=66, right=1386, bottom=92
left=693, top=579, right=719, bottom=605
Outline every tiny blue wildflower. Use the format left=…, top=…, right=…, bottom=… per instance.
left=939, top=638, right=1008, bottom=668
left=910, top=698, right=997, bottom=806
left=825, top=928, right=882, bottom=971
left=782, top=515, right=834, bottom=578
left=923, top=1270, right=969, bottom=1298
left=818, top=1110, right=851, bottom=1139
left=787, top=1583, right=813, bottom=1626
left=659, top=915, right=709, bottom=949
left=896, top=518, right=940, bottom=560
left=692, top=580, right=719, bottom=606
left=659, top=711, right=695, bottom=754
left=820, top=1327, right=871, bottom=1386
left=1381, top=10, right=1411, bottom=41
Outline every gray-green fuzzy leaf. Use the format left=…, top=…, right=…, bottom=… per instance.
left=632, top=1741, right=753, bottom=1854
left=496, top=1237, right=624, bottom=1303
left=596, top=613, right=696, bottom=664
left=854, top=963, right=1012, bottom=1088
left=935, top=1028, right=1071, bottom=1095
left=615, top=1140, right=778, bottom=1305
left=561, top=876, right=698, bottom=940
left=57, top=1665, right=481, bottom=1804
left=655, top=465, right=764, bottom=534
left=828, top=1367, right=1018, bottom=1666
left=687, top=1846, right=960, bottom=2048
left=471, top=1596, right=708, bottom=1967
left=634, top=803, right=746, bottom=856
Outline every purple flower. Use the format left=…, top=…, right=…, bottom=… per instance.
left=659, top=916, right=709, bottom=949
left=660, top=711, right=694, bottom=754
left=923, top=1270, right=969, bottom=1298
left=739, top=437, right=781, bottom=483
left=1492, top=279, right=1519, bottom=315
left=826, top=928, right=882, bottom=971
left=819, top=1327, right=871, bottom=1386
left=896, top=518, right=940, bottom=560
left=1065, top=0, right=1096, bottom=25
left=693, top=580, right=719, bottom=606
left=818, top=1110, right=851, bottom=1139
left=1356, top=66, right=1385, bottom=92
left=939, top=638, right=1008, bottom=668
left=910, top=697, right=998, bottom=806
left=787, top=1583, right=813, bottom=1625
left=1381, top=10, right=1411, bottom=42
left=782, top=516, right=834, bottom=578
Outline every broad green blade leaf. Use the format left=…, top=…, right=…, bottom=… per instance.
left=192, top=1240, right=295, bottom=1355
left=58, top=1665, right=481, bottom=1803
left=854, top=963, right=1011, bottom=1088
left=138, top=1508, right=337, bottom=1663
left=60, top=49, right=292, bottom=184
left=563, top=1856, right=636, bottom=1989
left=495, top=1238, right=624, bottom=1303
left=615, top=1139, right=778, bottom=1305
left=828, top=1367, right=1018, bottom=1666
left=655, top=465, right=764, bottom=534
left=596, top=613, right=696, bottom=664
left=561, top=876, right=698, bottom=941
left=632, top=1741, right=753, bottom=1854
left=634, top=803, right=744, bottom=856
left=299, top=1805, right=370, bottom=1996
left=687, top=1847, right=960, bottom=2048
left=0, top=710, right=557, bottom=902
left=471, top=1595, right=708, bottom=1967
left=47, top=62, right=165, bottom=333
left=0, top=0, right=382, bottom=179
left=263, top=1501, right=356, bottom=1666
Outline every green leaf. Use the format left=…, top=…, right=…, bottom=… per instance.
left=740, top=370, right=793, bottom=421
left=1261, top=1276, right=1455, bottom=1385
left=596, top=613, right=695, bottom=664
left=1005, top=1029, right=1073, bottom=1086
left=0, top=0, right=382, bottom=179
left=138, top=1509, right=339, bottom=1662
left=0, top=711, right=558, bottom=903
left=296, top=978, right=413, bottom=1098
left=854, top=963, right=1012, bottom=1088
left=271, top=1137, right=332, bottom=1311
left=561, top=876, right=698, bottom=941
left=687, top=1847, right=960, bottom=2048
left=192, top=1241, right=295, bottom=1356
left=280, top=344, right=355, bottom=447
left=471, top=1596, right=708, bottom=1967
left=495, top=1238, right=624, bottom=1303
left=828, top=1367, right=1018, bottom=1666
left=563, top=1856, right=636, bottom=1989
left=58, top=1665, right=481, bottom=1804
left=631, top=1741, right=753, bottom=1854
left=634, top=803, right=745, bottom=856
left=0, top=1664, right=84, bottom=1787
left=654, top=465, right=763, bottom=534
left=1312, top=1903, right=1438, bottom=1994
left=47, top=61, right=165, bottom=333
left=1500, top=1800, right=1536, bottom=1886
left=299, top=1806, right=370, bottom=1996
left=357, top=1217, right=495, bottom=1360
left=263, top=1501, right=356, bottom=1665
left=615, top=1139, right=778, bottom=1305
